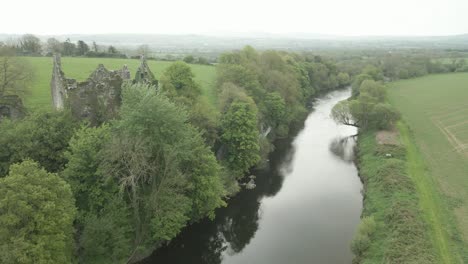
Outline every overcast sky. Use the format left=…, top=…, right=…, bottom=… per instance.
left=2, top=0, right=467, bottom=36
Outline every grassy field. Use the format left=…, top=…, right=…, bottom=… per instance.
left=388, top=73, right=468, bottom=262
left=24, top=57, right=217, bottom=110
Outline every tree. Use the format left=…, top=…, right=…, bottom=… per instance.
left=92, top=41, right=99, bottom=52
left=263, top=92, right=286, bottom=128
left=101, top=83, right=225, bottom=261
left=337, top=72, right=351, bottom=87
left=359, top=80, right=386, bottom=102
left=331, top=100, right=357, bottom=127
left=62, top=38, right=76, bottom=56
left=362, top=65, right=384, bottom=81
left=46, top=38, right=63, bottom=54
left=0, top=110, right=77, bottom=176
left=371, top=103, right=400, bottom=129
left=0, top=160, right=76, bottom=264
left=19, top=34, right=41, bottom=54
left=62, top=124, right=113, bottom=216
left=220, top=100, right=260, bottom=176
left=351, top=73, right=372, bottom=98
left=196, top=57, right=209, bottom=65
left=0, top=46, right=34, bottom=97
left=77, top=40, right=89, bottom=56
left=183, top=55, right=195, bottom=63
left=160, top=61, right=201, bottom=105
left=216, top=64, right=263, bottom=101
left=62, top=124, right=135, bottom=264
left=332, top=82, right=399, bottom=130
left=107, top=45, right=117, bottom=54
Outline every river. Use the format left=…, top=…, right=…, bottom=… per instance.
left=141, top=89, right=363, bottom=264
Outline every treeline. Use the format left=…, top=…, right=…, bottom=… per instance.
left=215, top=46, right=351, bottom=175
left=334, top=50, right=468, bottom=81
left=0, top=34, right=126, bottom=58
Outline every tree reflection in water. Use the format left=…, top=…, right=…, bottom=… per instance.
left=140, top=137, right=296, bottom=264
left=328, top=136, right=356, bottom=163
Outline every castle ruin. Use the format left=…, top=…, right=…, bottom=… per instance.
left=50, top=54, right=132, bottom=124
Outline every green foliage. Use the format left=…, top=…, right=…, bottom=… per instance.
left=0, top=160, right=76, bottom=264
left=216, top=63, right=264, bottom=100
left=371, top=103, right=400, bottom=129
left=359, top=80, right=386, bottom=102
left=263, top=92, right=286, bottom=128
left=362, top=65, right=383, bottom=81
left=79, top=198, right=133, bottom=264
left=351, top=73, right=372, bottom=98
left=337, top=72, right=351, bottom=87
left=218, top=82, right=255, bottom=113
left=351, top=216, right=376, bottom=258
left=101, top=83, right=226, bottom=260
left=221, top=101, right=260, bottom=176
left=160, top=61, right=201, bottom=105
left=188, top=98, right=219, bottom=146
left=184, top=145, right=227, bottom=220
left=183, top=55, right=195, bottom=63
left=332, top=80, right=399, bottom=130
left=215, top=47, right=343, bottom=174
left=63, top=124, right=134, bottom=264
left=0, top=110, right=78, bottom=176
left=62, top=124, right=113, bottom=216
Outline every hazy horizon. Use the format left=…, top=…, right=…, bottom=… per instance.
left=2, top=0, right=467, bottom=36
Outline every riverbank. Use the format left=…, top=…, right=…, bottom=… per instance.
left=354, top=125, right=438, bottom=263
left=142, top=89, right=362, bottom=264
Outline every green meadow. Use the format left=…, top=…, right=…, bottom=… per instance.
left=388, top=73, right=468, bottom=262
left=24, top=57, right=217, bottom=110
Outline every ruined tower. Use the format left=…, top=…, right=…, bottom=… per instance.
left=134, top=56, right=158, bottom=86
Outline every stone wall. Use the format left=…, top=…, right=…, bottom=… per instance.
left=50, top=54, right=131, bottom=124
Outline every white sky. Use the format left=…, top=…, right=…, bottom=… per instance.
left=1, top=0, right=467, bottom=36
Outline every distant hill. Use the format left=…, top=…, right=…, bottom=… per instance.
left=1, top=33, right=468, bottom=54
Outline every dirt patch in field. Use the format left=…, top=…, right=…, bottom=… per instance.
left=376, top=129, right=400, bottom=145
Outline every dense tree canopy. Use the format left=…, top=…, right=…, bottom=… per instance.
left=221, top=100, right=260, bottom=176
left=101, top=83, right=226, bottom=261
left=0, top=161, right=76, bottom=264
left=0, top=110, right=78, bottom=176
left=160, top=61, right=202, bottom=105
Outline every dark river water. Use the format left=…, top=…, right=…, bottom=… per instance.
left=141, top=89, right=363, bottom=264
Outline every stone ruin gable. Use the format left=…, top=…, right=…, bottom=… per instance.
left=0, top=95, right=25, bottom=122
left=50, top=54, right=131, bottom=124
left=134, top=56, right=158, bottom=86
left=50, top=54, right=67, bottom=109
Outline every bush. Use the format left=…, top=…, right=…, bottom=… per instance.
left=351, top=233, right=371, bottom=256
left=351, top=216, right=376, bottom=256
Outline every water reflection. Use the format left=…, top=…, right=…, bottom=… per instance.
left=329, top=136, right=356, bottom=163
left=140, top=136, right=296, bottom=264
